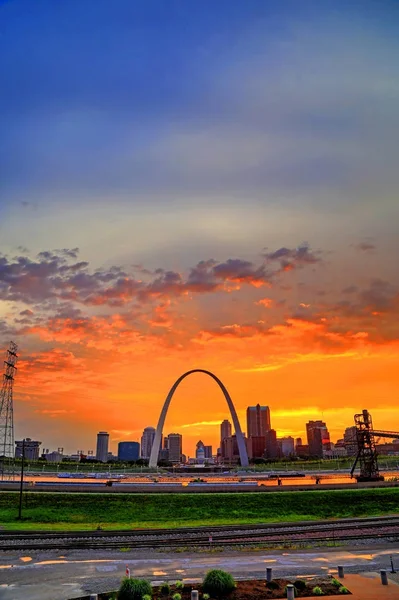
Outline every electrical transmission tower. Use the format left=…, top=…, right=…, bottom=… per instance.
left=0, top=341, right=18, bottom=480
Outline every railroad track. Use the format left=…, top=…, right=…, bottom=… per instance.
left=0, top=516, right=398, bottom=551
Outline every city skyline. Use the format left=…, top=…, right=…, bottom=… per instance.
left=1, top=1, right=399, bottom=455
left=20, top=410, right=368, bottom=460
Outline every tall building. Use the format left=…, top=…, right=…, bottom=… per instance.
left=118, top=441, right=140, bottom=461
left=96, top=431, right=109, bottom=462
left=246, top=404, right=271, bottom=437
left=141, top=427, right=156, bottom=459
left=306, top=421, right=330, bottom=458
left=220, top=419, right=232, bottom=446
left=167, top=433, right=182, bottom=463
left=295, top=437, right=302, bottom=448
left=15, top=438, right=41, bottom=460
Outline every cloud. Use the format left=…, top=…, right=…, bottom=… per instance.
left=264, top=243, right=322, bottom=272
left=255, top=297, right=273, bottom=308
left=355, top=242, right=376, bottom=252
left=0, top=244, right=316, bottom=310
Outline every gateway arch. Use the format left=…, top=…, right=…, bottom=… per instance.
left=149, top=369, right=249, bottom=468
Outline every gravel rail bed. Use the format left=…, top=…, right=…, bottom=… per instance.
left=0, top=517, right=398, bottom=551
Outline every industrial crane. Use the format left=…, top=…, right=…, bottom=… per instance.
left=350, top=409, right=399, bottom=482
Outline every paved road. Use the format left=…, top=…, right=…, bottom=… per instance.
left=0, top=545, right=398, bottom=600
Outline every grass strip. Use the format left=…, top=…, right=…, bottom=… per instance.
left=0, top=488, right=398, bottom=531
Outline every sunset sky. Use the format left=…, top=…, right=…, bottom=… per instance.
left=1, top=0, right=399, bottom=457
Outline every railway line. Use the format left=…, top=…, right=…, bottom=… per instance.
left=1, top=516, right=398, bottom=551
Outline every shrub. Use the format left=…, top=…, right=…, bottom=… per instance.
left=160, top=583, right=171, bottom=596
left=118, top=578, right=152, bottom=600
left=143, top=595, right=152, bottom=600
left=338, top=586, right=350, bottom=595
left=331, top=578, right=341, bottom=587
left=203, top=595, right=210, bottom=600
left=294, top=579, right=306, bottom=591
left=172, top=594, right=181, bottom=600
left=175, top=581, right=184, bottom=590
left=202, top=569, right=236, bottom=597
left=266, top=580, right=279, bottom=590
left=312, top=587, right=324, bottom=596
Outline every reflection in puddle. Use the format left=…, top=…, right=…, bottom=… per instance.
left=314, top=558, right=328, bottom=562
left=263, top=559, right=277, bottom=563
left=20, top=557, right=32, bottom=562
left=34, top=559, right=111, bottom=566
left=153, top=571, right=167, bottom=576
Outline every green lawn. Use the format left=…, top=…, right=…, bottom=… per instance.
left=0, top=488, right=398, bottom=531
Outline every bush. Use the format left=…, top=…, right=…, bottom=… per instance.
left=202, top=570, right=236, bottom=597
left=203, top=595, right=210, bottom=600
left=118, top=578, right=152, bottom=600
left=175, top=581, right=184, bottom=590
left=338, top=586, right=350, bottom=595
left=294, top=579, right=306, bottom=591
left=312, top=587, right=324, bottom=596
left=172, top=595, right=181, bottom=600
left=266, top=581, right=279, bottom=590
left=160, top=583, right=171, bottom=596
left=143, top=595, right=151, bottom=600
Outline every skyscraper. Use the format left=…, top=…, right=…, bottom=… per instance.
left=246, top=404, right=271, bottom=437
left=306, top=421, right=330, bottom=458
left=220, top=419, right=232, bottom=446
left=167, top=433, right=182, bottom=463
left=96, top=431, right=109, bottom=462
left=141, top=427, right=156, bottom=459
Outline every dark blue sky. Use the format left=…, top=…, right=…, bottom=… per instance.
left=0, top=0, right=398, bottom=267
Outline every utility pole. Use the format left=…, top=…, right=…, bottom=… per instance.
left=18, top=438, right=25, bottom=519
left=0, top=342, right=18, bottom=480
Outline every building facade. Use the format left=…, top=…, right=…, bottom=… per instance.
left=265, top=429, right=278, bottom=459
left=204, top=445, right=213, bottom=459
left=246, top=404, right=271, bottom=437
left=141, top=427, right=156, bottom=459
left=246, top=435, right=266, bottom=460
left=280, top=436, right=295, bottom=457
left=118, top=441, right=140, bottom=461
left=96, top=431, right=109, bottom=462
left=343, top=426, right=358, bottom=456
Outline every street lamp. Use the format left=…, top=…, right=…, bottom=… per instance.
left=18, top=438, right=25, bottom=520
